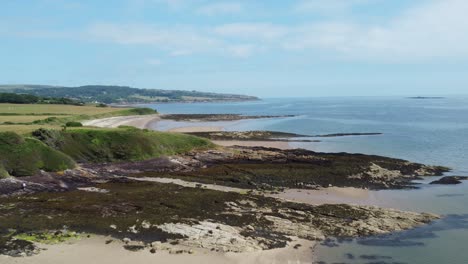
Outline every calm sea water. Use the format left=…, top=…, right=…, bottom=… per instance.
left=145, top=97, right=468, bottom=264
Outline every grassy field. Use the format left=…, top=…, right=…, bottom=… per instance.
left=0, top=115, right=72, bottom=123
left=0, top=104, right=125, bottom=115
left=0, top=103, right=156, bottom=134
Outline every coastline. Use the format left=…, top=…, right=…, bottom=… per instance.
left=212, top=140, right=291, bottom=149
left=22, top=112, right=447, bottom=264
left=82, top=115, right=160, bottom=129
left=83, top=115, right=294, bottom=149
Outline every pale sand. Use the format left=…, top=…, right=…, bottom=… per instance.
left=213, top=140, right=292, bottom=150
left=0, top=236, right=315, bottom=264
left=274, top=187, right=381, bottom=206
left=129, top=177, right=380, bottom=207
left=168, top=126, right=223, bottom=132
left=128, top=177, right=247, bottom=193
left=82, top=115, right=160, bottom=129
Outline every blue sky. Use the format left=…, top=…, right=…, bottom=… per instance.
left=1, top=0, right=467, bottom=97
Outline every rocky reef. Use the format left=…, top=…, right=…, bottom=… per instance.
left=0, top=181, right=438, bottom=256
left=160, top=114, right=295, bottom=122
left=430, top=176, right=468, bottom=185
left=0, top=142, right=450, bottom=257
left=129, top=146, right=449, bottom=190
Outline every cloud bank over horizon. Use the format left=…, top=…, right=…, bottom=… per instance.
left=1, top=0, right=467, bottom=96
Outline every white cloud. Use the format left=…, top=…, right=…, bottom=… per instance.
left=147, top=58, right=162, bottom=65
left=196, top=2, right=243, bottom=15
left=87, top=23, right=220, bottom=54
left=170, top=49, right=193, bottom=56
left=214, top=23, right=288, bottom=40
left=294, top=0, right=376, bottom=14
left=15, top=0, right=467, bottom=62
left=153, top=0, right=187, bottom=9
left=225, top=44, right=257, bottom=58
left=286, top=0, right=468, bottom=60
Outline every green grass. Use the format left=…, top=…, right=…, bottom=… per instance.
left=0, top=132, right=75, bottom=177
left=0, top=103, right=157, bottom=134
left=0, top=115, right=72, bottom=123
left=32, top=127, right=214, bottom=163
left=0, top=125, right=59, bottom=134
left=0, top=104, right=124, bottom=115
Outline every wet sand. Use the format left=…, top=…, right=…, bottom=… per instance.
left=0, top=236, right=315, bottom=264
left=274, top=187, right=377, bottom=206
left=168, top=126, right=223, bottom=132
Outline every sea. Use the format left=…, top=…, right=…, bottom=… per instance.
left=144, top=97, right=468, bottom=264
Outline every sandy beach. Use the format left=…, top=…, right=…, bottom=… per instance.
left=168, top=126, right=224, bottom=132
left=0, top=236, right=315, bottom=264
left=82, top=115, right=160, bottom=129
left=83, top=115, right=294, bottom=149
left=274, top=187, right=379, bottom=206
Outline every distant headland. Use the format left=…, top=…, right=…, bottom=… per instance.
left=407, top=96, right=445, bottom=99
left=0, top=84, right=259, bottom=104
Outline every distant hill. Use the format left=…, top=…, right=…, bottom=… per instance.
left=0, top=85, right=259, bottom=104
left=0, top=92, right=83, bottom=105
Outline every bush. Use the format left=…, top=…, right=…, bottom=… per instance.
left=125, top=108, right=157, bottom=115
left=0, top=132, right=75, bottom=177
left=32, top=128, right=213, bottom=163
left=65, top=121, right=83, bottom=127
left=0, top=166, right=9, bottom=178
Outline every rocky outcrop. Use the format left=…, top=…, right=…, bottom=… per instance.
left=157, top=221, right=263, bottom=252
left=185, top=131, right=318, bottom=142
left=160, top=114, right=294, bottom=122
left=0, top=179, right=440, bottom=256
left=156, top=202, right=438, bottom=253
left=430, top=176, right=468, bottom=185
left=134, top=146, right=449, bottom=190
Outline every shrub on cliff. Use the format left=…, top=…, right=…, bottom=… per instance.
left=65, top=121, right=83, bottom=127
left=0, top=132, right=75, bottom=177
left=32, top=127, right=213, bottom=163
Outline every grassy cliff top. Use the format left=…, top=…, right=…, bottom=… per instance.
left=0, top=127, right=214, bottom=177
left=32, top=127, right=214, bottom=163
left=0, top=103, right=157, bottom=134
left=0, top=132, right=75, bottom=177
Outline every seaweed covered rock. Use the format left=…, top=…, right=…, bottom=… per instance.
left=134, top=147, right=449, bottom=190
left=0, top=181, right=439, bottom=254
left=430, top=176, right=468, bottom=185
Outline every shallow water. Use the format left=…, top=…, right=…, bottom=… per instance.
left=145, top=97, right=468, bottom=264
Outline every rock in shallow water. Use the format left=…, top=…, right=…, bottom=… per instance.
left=430, top=176, right=468, bottom=185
